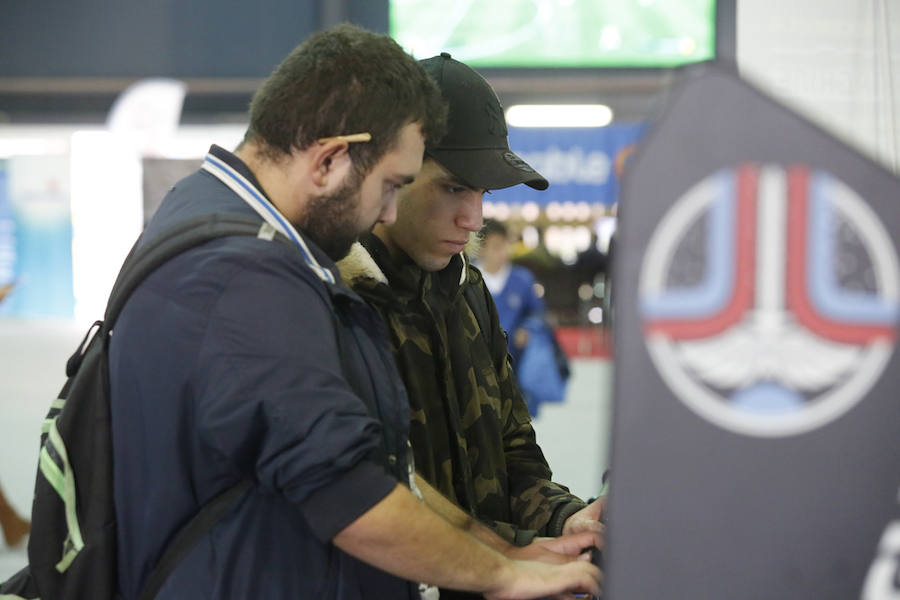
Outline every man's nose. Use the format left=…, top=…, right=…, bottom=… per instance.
left=456, top=190, right=484, bottom=232
left=378, top=195, right=398, bottom=226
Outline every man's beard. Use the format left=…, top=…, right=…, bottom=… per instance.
left=301, top=168, right=365, bottom=261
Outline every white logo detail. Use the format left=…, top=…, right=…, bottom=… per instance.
left=862, top=521, right=900, bottom=600
left=640, top=165, right=899, bottom=437
left=677, top=312, right=861, bottom=391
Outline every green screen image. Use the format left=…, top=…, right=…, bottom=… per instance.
left=390, top=0, right=715, bottom=68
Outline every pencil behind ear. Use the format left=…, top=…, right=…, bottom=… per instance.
left=309, top=138, right=353, bottom=190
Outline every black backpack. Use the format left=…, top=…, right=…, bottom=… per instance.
left=0, top=214, right=285, bottom=600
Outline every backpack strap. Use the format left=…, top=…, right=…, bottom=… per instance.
left=105, top=214, right=280, bottom=327
left=65, top=214, right=282, bottom=376
left=136, top=481, right=252, bottom=600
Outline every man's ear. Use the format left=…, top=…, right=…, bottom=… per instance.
left=309, top=139, right=353, bottom=191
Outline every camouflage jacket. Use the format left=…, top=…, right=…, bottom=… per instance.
left=338, top=233, right=585, bottom=544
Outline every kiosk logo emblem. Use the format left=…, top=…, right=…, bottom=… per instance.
left=640, top=164, right=899, bottom=436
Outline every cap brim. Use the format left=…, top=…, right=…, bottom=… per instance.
left=427, top=147, right=549, bottom=191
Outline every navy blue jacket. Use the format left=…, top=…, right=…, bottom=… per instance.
left=109, top=146, right=417, bottom=599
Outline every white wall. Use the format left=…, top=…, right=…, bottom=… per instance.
left=737, top=0, right=900, bottom=174
left=0, top=319, right=84, bottom=576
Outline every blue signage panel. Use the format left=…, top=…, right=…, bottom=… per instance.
left=491, top=123, right=647, bottom=206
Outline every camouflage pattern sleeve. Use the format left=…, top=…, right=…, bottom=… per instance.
left=480, top=280, right=587, bottom=538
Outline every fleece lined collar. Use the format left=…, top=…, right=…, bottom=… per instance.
left=338, top=233, right=477, bottom=307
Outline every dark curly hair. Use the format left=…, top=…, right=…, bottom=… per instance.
left=243, top=24, right=447, bottom=175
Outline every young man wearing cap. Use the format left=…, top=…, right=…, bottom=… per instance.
left=339, top=53, right=605, bottom=594
left=106, top=29, right=600, bottom=600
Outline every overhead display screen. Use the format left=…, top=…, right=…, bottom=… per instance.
left=390, top=0, right=715, bottom=68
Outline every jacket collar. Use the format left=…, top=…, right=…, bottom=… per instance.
left=202, top=144, right=337, bottom=285
left=338, top=233, right=473, bottom=305
left=339, top=240, right=390, bottom=286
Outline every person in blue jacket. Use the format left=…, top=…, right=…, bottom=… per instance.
left=479, top=219, right=570, bottom=417
left=107, top=24, right=600, bottom=600
left=478, top=219, right=546, bottom=366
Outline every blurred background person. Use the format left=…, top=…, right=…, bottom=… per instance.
left=572, top=230, right=608, bottom=292
left=479, top=220, right=570, bottom=417
left=479, top=219, right=544, bottom=367
left=512, top=224, right=562, bottom=281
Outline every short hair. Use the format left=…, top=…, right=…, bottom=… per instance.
left=480, top=218, right=508, bottom=240
left=244, top=24, right=447, bottom=174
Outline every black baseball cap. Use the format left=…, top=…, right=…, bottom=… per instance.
left=419, top=53, right=549, bottom=191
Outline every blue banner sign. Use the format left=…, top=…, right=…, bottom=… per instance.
left=491, top=122, right=647, bottom=206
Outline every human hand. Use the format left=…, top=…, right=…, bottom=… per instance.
left=508, top=532, right=602, bottom=565
left=562, top=496, right=606, bottom=538
left=484, top=558, right=601, bottom=600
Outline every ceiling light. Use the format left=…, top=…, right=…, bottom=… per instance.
left=505, top=104, right=613, bottom=128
